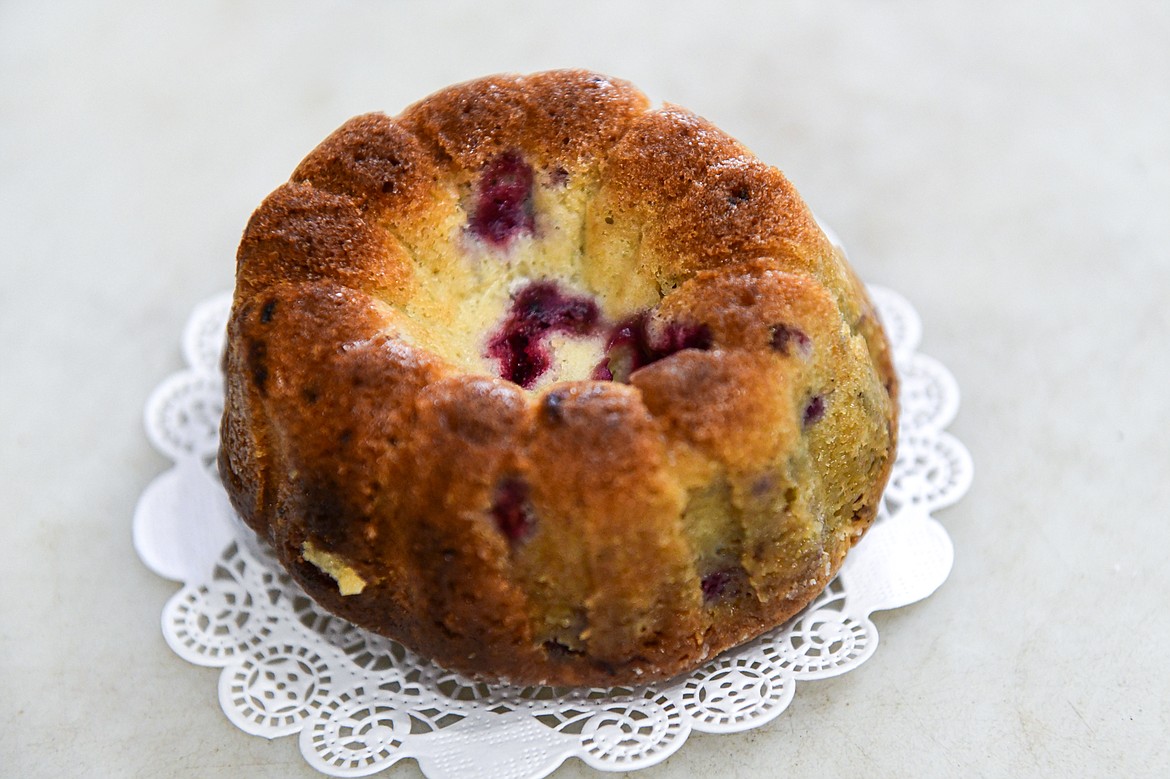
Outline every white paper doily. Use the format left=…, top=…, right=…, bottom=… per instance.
left=135, top=284, right=970, bottom=779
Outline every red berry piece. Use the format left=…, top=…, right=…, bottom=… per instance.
left=802, top=394, right=826, bottom=427
left=655, top=321, right=713, bottom=354
left=596, top=313, right=712, bottom=383
left=769, top=323, right=812, bottom=358
left=700, top=566, right=748, bottom=603
left=470, top=151, right=535, bottom=247
left=487, top=282, right=601, bottom=388
left=490, top=478, right=535, bottom=544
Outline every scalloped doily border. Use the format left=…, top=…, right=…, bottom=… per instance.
left=135, top=284, right=971, bottom=778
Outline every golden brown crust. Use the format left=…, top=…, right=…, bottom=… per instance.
left=522, top=383, right=702, bottom=677
left=219, top=69, right=898, bottom=686
left=291, top=112, right=440, bottom=217
left=647, top=156, right=828, bottom=279
left=400, top=70, right=649, bottom=174
left=234, top=183, right=412, bottom=301
left=602, top=105, right=748, bottom=207
left=633, top=350, right=796, bottom=472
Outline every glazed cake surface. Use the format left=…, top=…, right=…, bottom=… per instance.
left=219, top=70, right=898, bottom=686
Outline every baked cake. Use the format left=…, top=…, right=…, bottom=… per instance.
left=218, top=70, right=898, bottom=687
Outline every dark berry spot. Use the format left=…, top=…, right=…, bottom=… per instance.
left=543, top=639, right=584, bottom=658
left=701, top=566, right=748, bottom=603
left=469, top=151, right=535, bottom=247
left=490, top=478, right=535, bottom=544
left=769, top=324, right=812, bottom=357
left=596, top=314, right=712, bottom=383
left=604, top=215, right=615, bottom=225
left=260, top=299, right=277, bottom=323
left=492, top=330, right=546, bottom=389
left=247, top=339, right=268, bottom=393
left=542, top=391, right=566, bottom=423
left=596, top=315, right=648, bottom=383
left=381, top=180, right=395, bottom=194
left=750, top=472, right=776, bottom=498
left=487, top=282, right=601, bottom=388
left=657, top=322, right=713, bottom=354
left=802, top=394, right=826, bottom=427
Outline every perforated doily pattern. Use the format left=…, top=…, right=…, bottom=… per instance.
left=135, top=285, right=970, bottom=778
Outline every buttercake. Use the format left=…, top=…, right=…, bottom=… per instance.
left=218, top=70, right=898, bottom=686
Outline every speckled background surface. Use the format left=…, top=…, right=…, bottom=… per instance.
left=2, top=1, right=1167, bottom=776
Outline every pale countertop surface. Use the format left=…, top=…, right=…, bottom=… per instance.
left=2, top=1, right=1167, bottom=776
